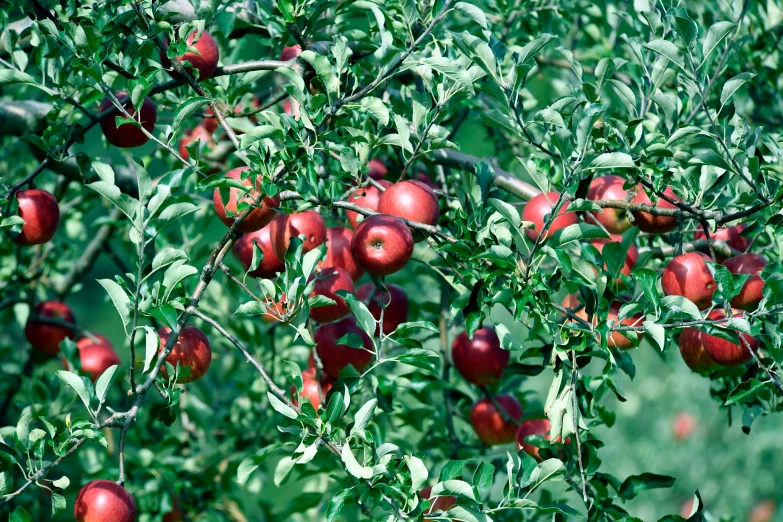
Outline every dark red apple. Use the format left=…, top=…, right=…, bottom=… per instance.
left=356, top=283, right=409, bottom=334
left=25, top=301, right=75, bottom=355
left=419, top=485, right=457, bottom=515
left=213, top=167, right=280, bottom=233
left=268, top=209, right=327, bottom=261
left=178, top=125, right=215, bottom=160
left=12, top=189, right=60, bottom=246
left=695, top=224, right=749, bottom=259
left=591, top=234, right=639, bottom=278
left=521, top=192, right=578, bottom=242
left=377, top=180, right=440, bottom=228
left=320, top=227, right=363, bottom=281
left=160, top=30, right=219, bottom=81
left=368, top=159, right=388, bottom=181
left=722, top=253, right=768, bottom=310
left=158, top=325, right=212, bottom=383
left=586, top=175, right=633, bottom=233
left=515, top=418, right=555, bottom=461
left=350, top=214, right=414, bottom=276
left=701, top=309, right=759, bottom=366
left=310, top=267, right=354, bottom=323
left=291, top=367, right=334, bottom=410
left=75, top=334, right=121, bottom=381
left=672, top=412, right=696, bottom=441
left=346, top=180, right=392, bottom=229
left=231, top=217, right=285, bottom=278
left=314, top=318, right=374, bottom=378
left=630, top=185, right=681, bottom=234
left=99, top=91, right=157, bottom=148
left=662, top=252, right=715, bottom=310
left=470, top=395, right=523, bottom=446
left=74, top=480, right=137, bottom=522
left=451, top=327, right=509, bottom=385
left=678, top=327, right=718, bottom=372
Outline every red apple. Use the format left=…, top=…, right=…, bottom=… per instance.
left=606, top=302, right=644, bottom=349
left=291, top=367, right=334, bottom=410
left=591, top=234, right=639, bottom=278
left=262, top=295, right=289, bottom=323
left=672, top=412, right=696, bottom=441
left=515, top=418, right=554, bottom=461
left=586, top=175, right=633, bottom=233
left=346, top=180, right=392, bottom=229
left=680, top=499, right=695, bottom=519
left=268, top=209, right=327, bottom=261
left=749, top=500, right=777, bottom=522
left=701, top=309, right=759, bottom=366
left=630, top=185, right=681, bottom=234
left=350, top=214, right=414, bottom=276
left=314, top=318, right=374, bottom=378
left=562, top=294, right=590, bottom=323
left=281, top=45, right=302, bottom=61
left=368, top=159, right=388, bottom=180
left=695, top=224, right=749, bottom=260
left=470, top=395, right=523, bottom=446
left=356, top=283, right=409, bottom=335
left=158, top=325, right=212, bottom=383
left=722, top=253, right=768, bottom=310
left=160, top=30, right=219, bottom=81
left=419, top=485, right=456, bottom=514
left=74, top=480, right=137, bottom=522
left=99, top=91, right=157, bottom=148
left=661, top=252, right=715, bottom=310
left=414, top=171, right=436, bottom=189
left=12, top=189, right=60, bottom=246
left=213, top=167, right=280, bottom=233
left=178, top=125, right=215, bottom=160
left=162, top=501, right=183, bottom=522
left=231, top=217, right=285, bottom=278
left=678, top=327, right=718, bottom=373
left=320, top=227, right=363, bottom=281
left=310, top=267, right=354, bottom=323
left=451, top=327, right=509, bottom=385
left=75, top=334, right=121, bottom=381
left=25, top=301, right=75, bottom=355
left=377, top=180, right=440, bottom=228
left=521, top=192, right=578, bottom=242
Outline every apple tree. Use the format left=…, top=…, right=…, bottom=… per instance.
left=1, top=0, right=782, bottom=520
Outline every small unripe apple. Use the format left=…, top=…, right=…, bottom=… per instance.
left=212, top=167, right=280, bottom=233
left=314, top=318, right=374, bottom=378
left=158, top=325, right=212, bottom=383
left=701, top=309, right=759, bottom=366
left=521, top=192, right=578, bottom=242
left=12, top=189, right=60, bottom=246
left=451, top=327, right=509, bottom=385
left=377, top=180, right=440, bottom=228
left=661, top=252, right=715, bottom=310
left=630, top=185, right=680, bottom=234
left=515, top=418, right=557, bottom=461
left=346, top=180, right=392, bottom=229
left=25, top=301, right=75, bottom=355
left=350, top=214, right=414, bottom=276
left=419, top=485, right=457, bottom=514
left=586, top=175, right=633, bottom=233
left=310, top=267, right=354, bottom=323
left=268, top=209, right=327, bottom=261
left=99, top=91, right=157, bottom=148
left=291, top=367, right=335, bottom=410
left=74, top=480, right=137, bottom=522
left=75, top=334, right=121, bottom=381
left=356, top=283, right=409, bottom=335
left=695, top=224, right=749, bottom=260
left=722, top=253, right=768, bottom=310
left=320, top=227, right=363, bottom=281
left=590, top=234, right=639, bottom=278
left=368, top=159, right=388, bottom=181
left=160, top=30, right=220, bottom=81
left=672, top=412, right=696, bottom=441
left=678, top=327, right=718, bottom=373
left=231, top=218, right=285, bottom=278
left=470, top=395, right=523, bottom=446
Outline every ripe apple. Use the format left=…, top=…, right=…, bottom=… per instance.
left=695, top=224, right=749, bottom=259
left=74, top=479, right=137, bottom=522
left=99, top=91, right=157, bottom=148
left=607, top=302, right=644, bottom=349
left=262, top=294, right=289, bottom=323
left=268, top=209, right=327, bottom=261
left=356, top=283, right=409, bottom=334
left=591, top=234, right=639, bottom=278
left=672, top=412, right=696, bottom=441
left=350, top=214, right=414, bottom=276
left=630, top=185, right=681, bottom=234
left=470, top=394, right=523, bottom=445
left=562, top=294, right=590, bottom=323
left=213, top=167, right=280, bottom=233
left=451, top=327, right=509, bottom=385
left=678, top=327, right=718, bottom=372
left=320, top=227, right=364, bottom=281
left=521, top=192, right=578, bottom=242
left=346, top=180, right=393, bottom=229
left=75, top=334, right=121, bottom=381
left=515, top=418, right=555, bottom=461
left=722, top=253, right=768, bottom=310
left=377, top=180, right=440, bottom=228
left=586, top=175, right=633, bottom=233
left=178, top=125, right=215, bottom=161
left=310, top=267, right=354, bottom=323
left=230, top=218, right=285, bottom=278
left=419, top=485, right=457, bottom=514
left=661, top=252, right=715, bottom=310
left=160, top=30, right=219, bottom=81
left=281, top=45, right=302, bottom=61
left=12, top=189, right=60, bottom=246
left=158, top=325, right=212, bottom=383
left=314, top=318, right=374, bottom=378
left=291, top=367, right=335, bottom=410
left=25, top=301, right=75, bottom=355
left=368, top=159, right=388, bottom=180
left=701, top=309, right=759, bottom=366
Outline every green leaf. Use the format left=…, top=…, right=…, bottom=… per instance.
left=267, top=391, right=298, bottom=419
left=172, top=97, right=210, bottom=131
left=725, top=378, right=770, bottom=405
left=10, top=506, right=33, bottom=522
left=488, top=198, right=521, bottom=227
left=517, top=34, right=557, bottom=65
left=350, top=398, right=377, bottom=437
left=643, top=39, right=686, bottom=73
left=455, top=2, right=488, bottom=28
left=359, top=97, right=390, bottom=126
left=162, top=261, right=198, bottom=301
left=56, top=371, right=92, bottom=412
left=274, top=456, right=295, bottom=486
left=405, top=455, right=428, bottom=491
left=94, top=365, right=119, bottom=405
left=431, top=479, right=476, bottom=501
left=235, top=301, right=268, bottom=316
left=474, top=461, right=494, bottom=493
left=341, top=443, right=373, bottom=479
left=719, top=72, right=755, bottom=113
left=51, top=492, right=66, bottom=517
left=644, top=322, right=666, bottom=351
left=529, top=458, right=564, bottom=491
left=326, top=488, right=352, bottom=522
left=337, top=291, right=377, bottom=339
left=701, top=22, right=736, bottom=68
left=88, top=181, right=137, bottom=223
left=0, top=70, right=36, bottom=86
left=587, top=152, right=636, bottom=170
left=547, top=224, right=609, bottom=249
left=618, top=473, right=676, bottom=500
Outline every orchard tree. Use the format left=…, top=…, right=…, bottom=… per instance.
left=1, top=0, right=782, bottom=521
